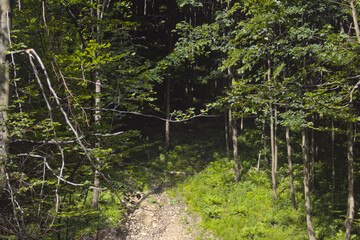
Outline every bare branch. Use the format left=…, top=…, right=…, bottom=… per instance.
left=5, top=173, right=23, bottom=235
left=349, top=79, right=360, bottom=103
left=90, top=131, right=124, bottom=137
left=85, top=107, right=219, bottom=123
left=12, top=137, right=84, bottom=144
left=27, top=49, right=129, bottom=214
left=16, top=153, right=83, bottom=187
left=327, top=0, right=349, bottom=7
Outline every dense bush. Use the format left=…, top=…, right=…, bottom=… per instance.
left=177, top=158, right=348, bottom=240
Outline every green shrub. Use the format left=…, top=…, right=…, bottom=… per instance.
left=177, top=159, right=308, bottom=240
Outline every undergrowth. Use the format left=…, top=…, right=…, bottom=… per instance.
left=176, top=158, right=348, bottom=240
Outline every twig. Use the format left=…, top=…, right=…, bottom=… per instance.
left=85, top=107, right=219, bottom=123
left=28, top=49, right=66, bottom=228
left=6, top=173, right=23, bottom=235
left=7, top=12, right=22, bottom=113
left=15, top=154, right=83, bottom=187
left=27, top=49, right=129, bottom=215
left=13, top=137, right=84, bottom=144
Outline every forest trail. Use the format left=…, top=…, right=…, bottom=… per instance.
left=124, top=189, right=208, bottom=240
left=89, top=186, right=216, bottom=240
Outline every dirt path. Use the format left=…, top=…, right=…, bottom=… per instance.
left=83, top=186, right=217, bottom=240
left=124, top=190, right=208, bottom=240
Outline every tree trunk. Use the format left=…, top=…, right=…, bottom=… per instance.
left=240, top=116, right=244, bottom=132
left=345, top=121, right=354, bottom=240
left=269, top=103, right=278, bottom=200
left=225, top=111, right=231, bottom=162
left=92, top=0, right=101, bottom=209
left=257, top=117, right=266, bottom=171
left=164, top=0, right=174, bottom=152
left=331, top=118, right=335, bottom=211
left=92, top=69, right=101, bottom=209
left=165, top=76, right=170, bottom=151
left=310, top=127, right=315, bottom=189
left=228, top=66, right=241, bottom=182
left=302, top=128, right=316, bottom=240
left=0, top=0, right=10, bottom=189
left=350, top=0, right=360, bottom=44
left=229, top=110, right=240, bottom=182
left=274, top=104, right=278, bottom=172
left=286, top=125, right=296, bottom=210
left=268, top=58, right=278, bottom=200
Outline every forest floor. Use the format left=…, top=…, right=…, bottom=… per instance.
left=125, top=189, right=205, bottom=240
left=88, top=185, right=217, bottom=240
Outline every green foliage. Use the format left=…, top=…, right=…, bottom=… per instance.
left=3, top=0, right=360, bottom=238
left=177, top=156, right=352, bottom=239
left=178, top=159, right=308, bottom=239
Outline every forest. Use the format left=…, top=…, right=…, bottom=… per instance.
left=1, top=0, right=360, bottom=239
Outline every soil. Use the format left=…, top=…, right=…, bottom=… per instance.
left=85, top=187, right=217, bottom=240
left=125, top=191, right=205, bottom=240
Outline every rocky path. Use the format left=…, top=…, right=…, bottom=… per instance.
left=83, top=185, right=217, bottom=240
left=125, top=190, right=207, bottom=240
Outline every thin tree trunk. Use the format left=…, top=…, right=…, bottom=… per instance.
left=270, top=103, right=278, bottom=200
left=257, top=117, right=266, bottom=171
left=0, top=0, right=10, bottom=189
left=164, top=0, right=174, bottom=151
left=350, top=0, right=360, bottom=44
left=92, top=0, right=101, bottom=209
left=346, top=3, right=359, bottom=235
left=286, top=125, right=296, bottom=210
left=310, top=114, right=317, bottom=189
left=144, top=0, right=147, bottom=15
left=229, top=110, right=240, bottom=182
left=240, top=116, right=244, bottom=132
left=345, top=121, right=354, bottom=240
left=165, top=76, right=170, bottom=151
left=274, top=104, right=278, bottom=172
left=323, top=130, right=329, bottom=180
left=225, top=111, right=231, bottom=162
left=228, top=66, right=241, bottom=182
left=331, top=118, right=335, bottom=211
left=92, top=70, right=101, bottom=209
left=310, top=128, right=314, bottom=188
left=302, top=128, right=316, bottom=240
left=263, top=132, right=268, bottom=165
left=268, top=58, right=278, bottom=200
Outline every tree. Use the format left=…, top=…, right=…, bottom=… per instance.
left=0, top=0, right=10, bottom=190
left=0, top=0, right=158, bottom=237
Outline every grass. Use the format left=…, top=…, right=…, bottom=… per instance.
left=175, top=157, right=350, bottom=240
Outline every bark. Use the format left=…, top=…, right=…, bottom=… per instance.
left=230, top=110, right=240, bottom=182
left=144, top=0, right=147, bottom=15
left=350, top=0, right=360, bottom=44
left=240, top=116, right=244, bottom=132
left=0, top=0, right=10, bottom=189
left=228, top=66, right=241, bottom=182
left=268, top=59, right=278, bottom=200
left=346, top=3, right=359, bottom=236
left=310, top=126, right=315, bottom=189
left=345, top=122, right=354, bottom=240
left=257, top=118, right=266, bottom=171
left=165, top=76, right=170, bottom=151
left=331, top=118, right=335, bottom=211
left=286, top=125, right=296, bottom=210
left=302, top=128, right=316, bottom=240
left=91, top=71, right=101, bottom=209
left=92, top=0, right=101, bottom=209
left=274, top=104, right=278, bottom=172
left=269, top=103, right=278, bottom=200
left=164, top=0, right=174, bottom=151
left=225, top=111, right=231, bottom=162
